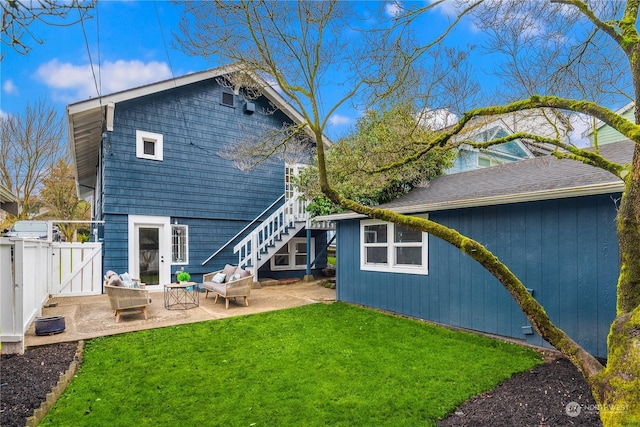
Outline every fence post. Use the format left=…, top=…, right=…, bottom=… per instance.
left=0, top=239, right=25, bottom=354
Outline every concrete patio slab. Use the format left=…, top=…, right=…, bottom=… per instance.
left=25, top=280, right=336, bottom=348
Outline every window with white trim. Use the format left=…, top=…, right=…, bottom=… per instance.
left=136, top=130, right=163, bottom=161
left=361, top=219, right=428, bottom=274
left=171, top=224, right=188, bottom=264
left=477, top=154, right=500, bottom=168
left=270, top=237, right=315, bottom=270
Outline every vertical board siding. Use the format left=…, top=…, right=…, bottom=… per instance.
left=335, top=194, right=619, bottom=358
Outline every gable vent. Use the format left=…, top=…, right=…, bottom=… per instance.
left=222, top=92, right=234, bottom=107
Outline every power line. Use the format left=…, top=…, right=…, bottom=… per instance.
left=78, top=4, right=101, bottom=99
left=154, top=0, right=176, bottom=80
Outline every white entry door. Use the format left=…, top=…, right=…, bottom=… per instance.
left=128, top=215, right=171, bottom=290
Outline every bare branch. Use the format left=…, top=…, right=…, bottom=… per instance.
left=1, top=0, right=95, bottom=59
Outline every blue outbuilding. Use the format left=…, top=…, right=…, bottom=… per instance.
left=318, top=141, right=633, bottom=358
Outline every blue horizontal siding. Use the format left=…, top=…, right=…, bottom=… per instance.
left=102, top=79, right=286, bottom=221
left=335, top=194, right=619, bottom=359
left=100, top=77, right=305, bottom=281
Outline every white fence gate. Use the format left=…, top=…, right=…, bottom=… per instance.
left=51, top=242, right=103, bottom=296
left=0, top=238, right=102, bottom=354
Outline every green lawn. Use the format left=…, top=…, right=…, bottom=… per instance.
left=41, top=302, right=541, bottom=426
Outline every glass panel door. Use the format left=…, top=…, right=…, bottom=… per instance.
left=285, top=163, right=307, bottom=219
left=139, top=227, right=159, bottom=285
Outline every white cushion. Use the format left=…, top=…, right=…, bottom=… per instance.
left=213, top=272, right=226, bottom=284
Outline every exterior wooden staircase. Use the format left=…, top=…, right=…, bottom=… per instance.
left=233, top=196, right=333, bottom=281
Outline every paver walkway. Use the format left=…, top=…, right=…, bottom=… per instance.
left=25, top=281, right=336, bottom=347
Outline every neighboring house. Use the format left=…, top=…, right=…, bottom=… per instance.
left=67, top=64, right=333, bottom=290
left=447, top=109, right=570, bottom=174
left=583, top=101, right=635, bottom=146
left=318, top=140, right=633, bottom=358
left=0, top=184, right=18, bottom=219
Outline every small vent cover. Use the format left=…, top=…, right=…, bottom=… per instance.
left=222, top=92, right=234, bottom=107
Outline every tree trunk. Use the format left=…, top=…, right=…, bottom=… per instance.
left=590, top=143, right=640, bottom=426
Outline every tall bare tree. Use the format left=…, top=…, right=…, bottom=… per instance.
left=1, top=0, right=95, bottom=59
left=0, top=100, right=66, bottom=219
left=177, top=1, right=640, bottom=425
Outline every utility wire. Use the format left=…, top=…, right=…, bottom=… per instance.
left=96, top=3, right=102, bottom=95
left=78, top=4, right=101, bottom=99
left=152, top=0, right=221, bottom=159
left=154, top=0, right=176, bottom=80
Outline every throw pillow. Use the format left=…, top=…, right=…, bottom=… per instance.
left=233, top=267, right=251, bottom=279
left=107, top=275, right=124, bottom=287
left=213, top=272, right=226, bottom=284
left=228, top=273, right=242, bottom=282
left=120, top=272, right=136, bottom=288
left=222, top=264, right=237, bottom=282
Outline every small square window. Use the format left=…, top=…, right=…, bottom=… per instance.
left=136, top=130, right=163, bottom=161
left=143, top=140, right=155, bottom=156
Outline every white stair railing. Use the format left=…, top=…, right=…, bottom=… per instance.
left=234, top=197, right=310, bottom=272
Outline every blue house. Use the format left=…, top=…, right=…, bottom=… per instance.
left=447, top=109, right=568, bottom=174
left=318, top=141, right=633, bottom=358
left=67, top=65, right=333, bottom=290
left=583, top=101, right=635, bottom=146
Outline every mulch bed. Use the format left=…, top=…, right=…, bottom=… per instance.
left=1, top=343, right=602, bottom=426
left=1, top=342, right=78, bottom=427
left=438, top=355, right=602, bottom=426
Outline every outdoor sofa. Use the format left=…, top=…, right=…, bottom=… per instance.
left=202, top=265, right=253, bottom=309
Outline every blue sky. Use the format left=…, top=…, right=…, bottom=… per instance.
left=2, top=1, right=498, bottom=142
left=2, top=0, right=596, bottom=145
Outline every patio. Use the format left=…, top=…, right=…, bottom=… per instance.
left=25, top=280, right=336, bottom=347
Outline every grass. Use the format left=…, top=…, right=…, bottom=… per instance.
left=41, top=303, right=541, bottom=426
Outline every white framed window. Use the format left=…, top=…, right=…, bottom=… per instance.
left=477, top=154, right=500, bottom=168
left=136, top=130, right=163, bottom=161
left=270, top=237, right=315, bottom=271
left=171, top=224, right=188, bottom=264
left=361, top=219, right=428, bottom=275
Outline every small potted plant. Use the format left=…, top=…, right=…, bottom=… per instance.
left=177, top=271, right=191, bottom=284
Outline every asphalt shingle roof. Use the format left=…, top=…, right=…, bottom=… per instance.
left=380, top=140, right=634, bottom=213
left=319, top=141, right=635, bottom=220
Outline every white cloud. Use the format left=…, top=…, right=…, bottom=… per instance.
left=427, top=0, right=461, bottom=17
left=568, top=113, right=591, bottom=148
left=3, top=79, right=18, bottom=95
left=419, top=108, right=458, bottom=130
left=328, top=114, right=354, bottom=127
left=35, top=59, right=172, bottom=102
left=385, top=1, right=403, bottom=17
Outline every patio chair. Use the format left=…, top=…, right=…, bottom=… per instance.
left=104, top=284, right=151, bottom=322
left=203, top=266, right=253, bottom=309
